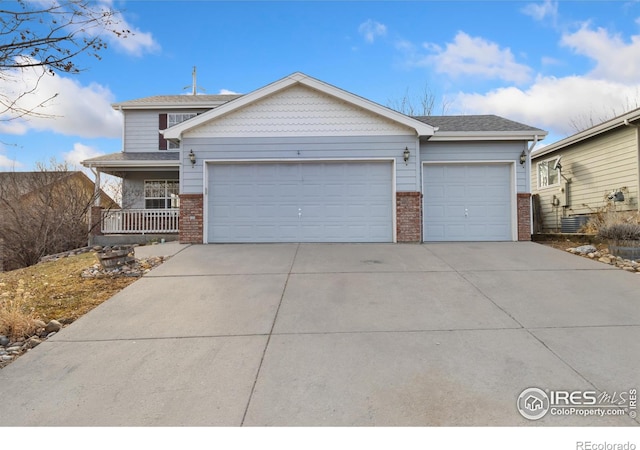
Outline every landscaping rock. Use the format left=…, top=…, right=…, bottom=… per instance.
left=598, top=257, right=612, bottom=264
left=44, top=320, right=62, bottom=333
left=1, top=355, right=13, bottom=362
left=0, top=335, right=9, bottom=347
left=575, top=245, right=597, bottom=255
left=24, top=337, right=42, bottom=349
left=33, top=319, right=46, bottom=329
left=81, top=256, right=167, bottom=279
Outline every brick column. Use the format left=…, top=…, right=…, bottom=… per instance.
left=396, top=192, right=422, bottom=243
left=517, top=193, right=532, bottom=241
left=89, top=206, right=103, bottom=237
left=179, top=194, right=203, bottom=244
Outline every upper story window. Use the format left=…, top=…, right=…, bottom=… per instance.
left=537, top=158, right=560, bottom=189
left=159, top=113, right=197, bottom=150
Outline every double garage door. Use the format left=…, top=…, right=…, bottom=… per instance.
left=423, top=163, right=513, bottom=242
left=207, top=161, right=393, bottom=243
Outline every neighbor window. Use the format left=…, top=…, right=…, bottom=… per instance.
left=537, top=159, right=560, bottom=188
left=167, top=113, right=197, bottom=149
left=144, top=180, right=179, bottom=209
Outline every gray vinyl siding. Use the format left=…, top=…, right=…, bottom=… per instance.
left=123, top=110, right=209, bottom=152
left=122, top=171, right=180, bottom=209
left=180, top=135, right=420, bottom=194
left=532, top=127, right=639, bottom=232
left=420, top=141, right=528, bottom=192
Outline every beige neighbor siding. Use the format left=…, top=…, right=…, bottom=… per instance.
left=532, top=126, right=639, bottom=232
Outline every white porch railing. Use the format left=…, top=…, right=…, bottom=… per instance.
left=101, top=209, right=179, bottom=234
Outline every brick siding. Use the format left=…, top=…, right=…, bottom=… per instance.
left=396, top=191, right=422, bottom=242
left=179, top=194, right=203, bottom=244
left=517, top=193, right=532, bottom=241
left=90, top=206, right=103, bottom=237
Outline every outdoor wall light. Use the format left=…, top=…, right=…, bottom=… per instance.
left=189, top=149, right=196, bottom=166
left=403, top=147, right=410, bottom=164
left=519, top=150, right=527, bottom=166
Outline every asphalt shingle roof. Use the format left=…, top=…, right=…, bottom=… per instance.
left=114, top=94, right=242, bottom=108
left=413, top=115, right=546, bottom=133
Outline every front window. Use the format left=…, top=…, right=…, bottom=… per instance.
left=144, top=180, right=179, bottom=209
left=537, top=159, right=560, bottom=189
left=167, top=113, right=197, bottom=149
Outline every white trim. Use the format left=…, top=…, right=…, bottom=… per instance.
left=532, top=107, right=640, bottom=159
left=163, top=72, right=435, bottom=140
left=83, top=160, right=179, bottom=169
left=421, top=160, right=517, bottom=241
left=203, top=157, right=397, bottom=244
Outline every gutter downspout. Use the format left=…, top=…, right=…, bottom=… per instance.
left=526, top=135, right=539, bottom=191
left=623, top=119, right=640, bottom=212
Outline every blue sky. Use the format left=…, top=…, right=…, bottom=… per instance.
left=3, top=0, right=640, bottom=172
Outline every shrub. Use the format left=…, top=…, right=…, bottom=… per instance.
left=581, top=209, right=640, bottom=235
left=597, top=222, right=640, bottom=241
left=0, top=281, right=41, bottom=341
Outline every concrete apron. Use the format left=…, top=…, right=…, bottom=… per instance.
left=0, top=242, right=638, bottom=426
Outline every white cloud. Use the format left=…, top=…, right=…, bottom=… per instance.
left=219, top=89, right=241, bottom=95
left=63, top=142, right=104, bottom=167
left=103, top=11, right=160, bottom=57
left=452, top=75, right=640, bottom=137
left=415, top=32, right=533, bottom=84
left=522, top=0, right=558, bottom=22
left=0, top=61, right=122, bottom=138
left=561, top=24, right=640, bottom=83
left=358, top=19, right=387, bottom=43
left=71, top=0, right=159, bottom=57
left=0, top=154, right=23, bottom=169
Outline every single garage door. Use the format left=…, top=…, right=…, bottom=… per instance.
left=207, top=161, right=393, bottom=243
left=423, top=163, right=513, bottom=241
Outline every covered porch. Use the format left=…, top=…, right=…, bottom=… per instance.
left=82, top=152, right=182, bottom=245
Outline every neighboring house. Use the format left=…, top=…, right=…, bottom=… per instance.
left=531, top=108, right=640, bottom=233
left=82, top=72, right=547, bottom=244
left=0, top=171, right=117, bottom=271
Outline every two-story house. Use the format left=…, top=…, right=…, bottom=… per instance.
left=82, top=72, right=547, bottom=245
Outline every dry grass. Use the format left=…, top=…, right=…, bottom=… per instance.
left=0, top=253, right=138, bottom=333
left=0, top=280, right=41, bottom=341
left=581, top=209, right=640, bottom=234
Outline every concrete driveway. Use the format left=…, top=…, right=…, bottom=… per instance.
left=0, top=242, right=638, bottom=426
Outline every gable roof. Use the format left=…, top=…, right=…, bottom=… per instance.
left=0, top=171, right=71, bottom=197
left=113, top=94, right=242, bottom=110
left=162, top=72, right=436, bottom=140
left=413, top=115, right=547, bottom=141
left=532, top=107, right=640, bottom=159
left=0, top=171, right=117, bottom=206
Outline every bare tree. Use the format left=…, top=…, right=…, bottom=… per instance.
left=387, top=83, right=451, bottom=116
left=0, top=161, right=112, bottom=270
left=0, top=0, right=131, bottom=120
left=569, top=97, right=640, bottom=133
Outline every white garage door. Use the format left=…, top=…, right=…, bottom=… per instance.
left=207, top=161, right=393, bottom=243
left=423, top=163, right=513, bottom=241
